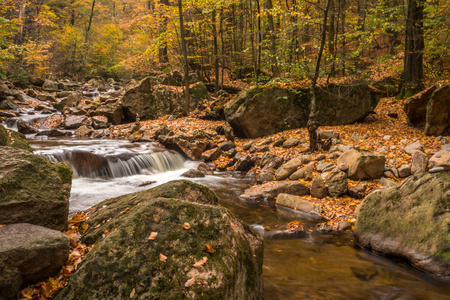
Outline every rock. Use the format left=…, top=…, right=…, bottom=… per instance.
left=0, top=257, right=21, bottom=300
left=0, top=223, right=69, bottom=287
left=157, top=70, right=184, bottom=86
left=16, top=119, right=38, bottom=134
left=337, top=163, right=349, bottom=172
left=276, top=193, right=323, bottom=218
left=64, top=115, right=92, bottom=129
left=411, top=151, right=429, bottom=174
left=300, top=154, right=311, bottom=164
left=0, top=147, right=71, bottom=231
left=234, top=155, right=254, bottom=172
left=219, top=141, right=236, bottom=151
left=354, top=172, right=450, bottom=277
left=225, top=83, right=380, bottom=138
left=404, top=141, right=424, bottom=155
left=259, top=152, right=276, bottom=168
left=404, top=85, right=436, bottom=128
left=337, top=149, right=385, bottom=180
left=429, top=150, right=450, bottom=170
left=158, top=135, right=208, bottom=161
left=318, top=130, right=340, bottom=140
left=316, top=163, right=334, bottom=172
left=289, top=162, right=314, bottom=180
left=348, top=184, right=366, bottom=199
left=315, top=153, right=326, bottom=161
left=42, top=79, right=58, bottom=90
left=0, top=98, right=18, bottom=109
left=35, top=129, right=72, bottom=137
left=310, top=175, right=328, bottom=199
left=0, top=124, right=32, bottom=151
left=94, top=102, right=123, bottom=125
left=224, top=123, right=235, bottom=141
left=181, top=169, right=205, bottom=178
left=442, top=144, right=450, bottom=151
left=189, top=81, right=210, bottom=107
left=91, top=115, right=109, bottom=129
left=398, top=164, right=411, bottom=178
left=258, top=137, right=273, bottom=146
left=325, top=169, right=348, bottom=197
left=197, top=162, right=214, bottom=175
left=273, top=136, right=286, bottom=147
left=257, top=172, right=275, bottom=183
left=379, top=177, right=399, bottom=188
left=242, top=141, right=252, bottom=150
left=338, top=221, right=352, bottom=231
left=154, top=124, right=174, bottom=138
left=249, top=144, right=269, bottom=153
left=57, top=181, right=263, bottom=300
left=282, top=138, right=300, bottom=148
left=75, top=125, right=94, bottom=136
left=240, top=181, right=310, bottom=203
left=275, top=158, right=302, bottom=180
left=424, top=85, right=450, bottom=136
left=338, top=145, right=353, bottom=152
left=201, top=148, right=222, bottom=162
left=0, top=80, right=11, bottom=100
left=429, top=167, right=445, bottom=173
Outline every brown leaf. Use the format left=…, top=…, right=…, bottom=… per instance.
left=159, top=253, right=167, bottom=262
left=130, top=288, right=136, bottom=298
left=193, top=256, right=208, bottom=268
left=184, top=277, right=196, bottom=287
left=121, top=208, right=131, bottom=214
left=182, top=222, right=191, bottom=230
left=81, top=223, right=89, bottom=233
left=148, top=232, right=158, bottom=240
left=206, top=244, right=215, bottom=253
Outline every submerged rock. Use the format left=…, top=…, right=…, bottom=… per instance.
left=354, top=172, right=450, bottom=277
left=0, top=147, right=72, bottom=231
left=57, top=180, right=263, bottom=300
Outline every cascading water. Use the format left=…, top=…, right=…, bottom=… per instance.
left=42, top=149, right=185, bottom=178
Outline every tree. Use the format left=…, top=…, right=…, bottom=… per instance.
left=178, top=0, right=190, bottom=115
left=403, top=0, right=425, bottom=96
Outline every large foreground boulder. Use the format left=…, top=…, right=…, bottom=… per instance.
left=354, top=172, right=450, bottom=277
left=0, top=124, right=32, bottom=151
left=0, top=147, right=72, bottom=231
left=57, top=180, right=263, bottom=300
left=225, top=83, right=380, bottom=138
left=337, top=149, right=385, bottom=180
left=0, top=223, right=69, bottom=298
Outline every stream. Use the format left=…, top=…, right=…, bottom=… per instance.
left=3, top=92, right=449, bottom=299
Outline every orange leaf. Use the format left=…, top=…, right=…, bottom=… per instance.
left=130, top=288, right=136, bottom=298
left=182, top=222, right=191, bottom=230
left=81, top=223, right=89, bottom=233
left=185, top=278, right=196, bottom=287
left=148, top=232, right=158, bottom=240
left=206, top=244, right=214, bottom=253
left=193, top=257, right=208, bottom=268
left=159, top=253, right=167, bottom=262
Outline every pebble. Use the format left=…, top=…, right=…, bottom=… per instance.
left=383, top=135, right=392, bottom=140
left=429, top=167, right=445, bottom=173
left=442, top=144, right=450, bottom=151
left=315, top=154, right=326, bottom=161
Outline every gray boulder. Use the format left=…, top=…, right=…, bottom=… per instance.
left=429, top=150, right=450, bottom=171
left=0, top=147, right=72, bottom=231
left=325, top=169, right=348, bottom=197
left=276, top=193, right=323, bottom=218
left=57, top=180, right=263, bottom=300
left=64, top=115, right=92, bottom=129
left=411, top=151, right=428, bottom=174
left=289, top=162, right=314, bottom=180
left=225, top=83, right=380, bottom=138
left=275, top=158, right=302, bottom=180
left=310, top=175, right=328, bottom=199
left=239, top=181, right=309, bottom=203
left=0, top=223, right=69, bottom=290
left=337, top=149, right=385, bottom=180
left=0, top=124, right=33, bottom=151
left=425, top=85, right=450, bottom=136
left=355, top=172, right=450, bottom=277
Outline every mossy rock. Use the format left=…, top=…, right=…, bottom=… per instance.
left=0, top=124, right=32, bottom=151
left=0, top=147, right=72, bottom=231
left=354, top=172, right=450, bottom=277
left=58, top=181, right=263, bottom=300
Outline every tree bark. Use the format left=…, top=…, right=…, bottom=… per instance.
left=178, top=0, right=190, bottom=115
left=159, top=0, right=169, bottom=63
left=266, top=0, right=279, bottom=77
left=212, top=9, right=219, bottom=93
left=308, top=0, right=331, bottom=152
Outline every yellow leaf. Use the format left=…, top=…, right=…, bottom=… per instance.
left=148, top=232, right=158, bottom=240
left=182, top=222, right=191, bottom=230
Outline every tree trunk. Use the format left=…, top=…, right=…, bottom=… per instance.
left=85, top=0, right=96, bottom=43
left=266, top=0, right=279, bottom=77
left=212, top=9, right=219, bottom=94
left=178, top=0, right=190, bottom=115
left=403, top=0, right=425, bottom=96
left=159, top=0, right=169, bottom=63
left=308, top=0, right=331, bottom=152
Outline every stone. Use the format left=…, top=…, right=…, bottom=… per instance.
left=219, top=141, right=236, bottom=151
left=0, top=147, right=71, bottom=231
left=0, top=124, right=32, bottom=151
left=65, top=115, right=92, bottom=129
left=42, top=79, right=58, bottom=90
left=259, top=152, right=276, bottom=168
left=273, top=136, right=286, bottom=147
left=404, top=85, right=436, bottom=129
left=257, top=172, right=275, bottom=183
left=442, top=144, right=450, bottom=151
left=0, top=257, right=21, bottom=300
left=338, top=221, right=352, bottom=231
left=289, top=162, right=314, bottom=180
left=240, top=181, right=310, bottom=203
left=339, top=145, right=353, bottom=152
left=234, top=155, right=254, bottom=172
left=225, top=83, right=380, bottom=138
left=154, top=124, right=174, bottom=138
left=181, top=169, right=205, bottom=178
left=57, top=181, right=263, bottom=300
left=35, top=129, right=72, bottom=137
left=197, top=162, right=214, bottom=175
left=94, top=102, right=123, bottom=125
left=249, top=144, right=269, bottom=153
left=224, top=123, right=235, bottom=141
left=411, top=151, right=429, bottom=174
left=379, top=178, right=399, bottom=188
left=201, top=148, right=222, bottom=162
left=258, top=137, right=273, bottom=146
left=16, top=119, right=39, bottom=134
left=337, top=163, right=349, bottom=172
left=0, top=80, right=11, bottom=100
left=91, top=115, right=109, bottom=129
left=315, top=154, right=326, bottom=161
left=275, top=158, right=302, bottom=180
left=348, top=183, right=366, bottom=199
left=276, top=193, right=323, bottom=218
left=158, top=135, right=208, bottom=161
left=354, top=172, right=450, bottom=277
left=75, top=125, right=94, bottom=136
left=325, top=169, right=348, bottom=197
left=318, top=130, right=340, bottom=140
left=282, top=138, right=300, bottom=148
left=404, top=141, right=424, bottom=155
left=398, top=164, right=411, bottom=178
left=429, top=167, right=445, bottom=173
left=424, top=85, right=450, bottom=136
left=337, top=149, right=385, bottom=180
left=316, top=163, right=334, bottom=172
left=429, top=150, right=450, bottom=170
left=310, top=175, right=328, bottom=199
left=242, top=141, right=253, bottom=150
left=0, top=223, right=69, bottom=287
left=300, top=155, right=311, bottom=164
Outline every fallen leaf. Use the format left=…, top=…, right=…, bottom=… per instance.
left=159, top=253, right=167, bottom=262
left=182, top=222, right=191, bottom=230
left=206, top=244, right=215, bottom=253
left=198, top=280, right=206, bottom=285
left=193, top=256, right=208, bottom=268
left=185, top=277, right=196, bottom=287
left=81, top=223, right=89, bottom=233
left=121, top=208, right=131, bottom=214
left=41, top=281, right=53, bottom=297
left=130, top=288, right=136, bottom=298
left=230, top=222, right=236, bottom=228
left=148, top=232, right=158, bottom=240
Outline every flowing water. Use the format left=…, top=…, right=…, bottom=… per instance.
left=26, top=137, right=450, bottom=299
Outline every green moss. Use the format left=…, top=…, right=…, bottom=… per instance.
left=57, top=163, right=72, bottom=184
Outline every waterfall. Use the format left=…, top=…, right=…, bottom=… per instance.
left=42, top=149, right=185, bottom=178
